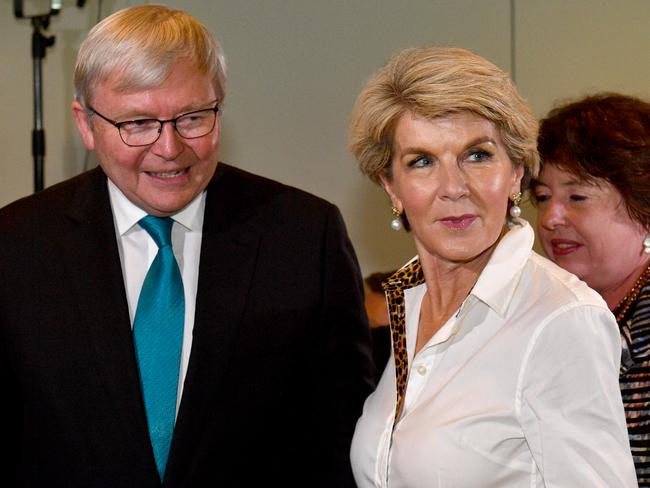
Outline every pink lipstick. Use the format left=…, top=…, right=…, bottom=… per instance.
left=439, top=215, right=476, bottom=230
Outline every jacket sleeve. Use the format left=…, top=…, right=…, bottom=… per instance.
left=312, top=204, right=375, bottom=487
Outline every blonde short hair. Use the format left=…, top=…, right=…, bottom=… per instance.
left=74, top=5, right=227, bottom=107
left=349, top=46, right=539, bottom=186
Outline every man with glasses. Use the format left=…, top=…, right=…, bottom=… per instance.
left=0, top=5, right=373, bottom=487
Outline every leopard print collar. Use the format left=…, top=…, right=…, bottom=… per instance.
left=382, top=257, right=425, bottom=423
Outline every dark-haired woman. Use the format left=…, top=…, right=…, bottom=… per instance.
left=533, top=92, right=650, bottom=486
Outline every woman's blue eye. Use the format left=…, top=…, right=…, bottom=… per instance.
left=411, top=156, right=432, bottom=168
left=468, top=150, right=491, bottom=162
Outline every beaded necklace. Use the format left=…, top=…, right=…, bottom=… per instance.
left=614, top=265, right=650, bottom=322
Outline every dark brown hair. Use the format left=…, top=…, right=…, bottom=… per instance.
left=532, top=93, right=650, bottom=226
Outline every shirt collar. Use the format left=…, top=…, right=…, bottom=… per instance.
left=107, top=178, right=206, bottom=236
left=390, top=219, right=534, bottom=319
left=470, top=219, right=534, bottom=317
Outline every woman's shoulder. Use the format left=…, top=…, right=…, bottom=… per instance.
left=512, top=251, right=619, bottom=362
left=523, top=250, right=609, bottom=312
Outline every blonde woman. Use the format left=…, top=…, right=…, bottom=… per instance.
left=348, top=47, right=637, bottom=487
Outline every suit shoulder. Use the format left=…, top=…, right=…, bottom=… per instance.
left=0, top=169, right=102, bottom=222
left=213, top=162, right=337, bottom=212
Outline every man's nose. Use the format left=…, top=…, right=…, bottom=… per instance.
left=151, top=121, right=184, bottom=159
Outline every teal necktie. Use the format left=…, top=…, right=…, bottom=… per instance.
left=133, top=216, right=184, bottom=480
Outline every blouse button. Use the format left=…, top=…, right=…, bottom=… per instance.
left=416, top=364, right=428, bottom=376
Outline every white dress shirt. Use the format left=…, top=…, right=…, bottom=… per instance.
left=351, top=220, right=637, bottom=487
left=107, top=179, right=205, bottom=413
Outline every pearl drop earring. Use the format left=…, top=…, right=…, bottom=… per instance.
left=643, top=234, right=650, bottom=254
left=509, top=192, right=522, bottom=219
left=390, top=206, right=402, bottom=231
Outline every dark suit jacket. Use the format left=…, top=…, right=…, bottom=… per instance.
left=0, top=163, right=374, bottom=487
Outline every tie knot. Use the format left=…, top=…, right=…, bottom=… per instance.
left=139, top=215, right=174, bottom=248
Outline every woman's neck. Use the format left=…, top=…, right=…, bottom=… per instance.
left=601, top=258, right=650, bottom=311
left=415, top=252, right=489, bottom=354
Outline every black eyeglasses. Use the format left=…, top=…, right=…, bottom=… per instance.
left=87, top=103, right=220, bottom=147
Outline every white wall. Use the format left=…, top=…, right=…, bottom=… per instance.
left=1, top=0, right=649, bottom=275
left=515, top=0, right=650, bottom=246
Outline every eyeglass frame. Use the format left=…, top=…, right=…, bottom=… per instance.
left=86, top=102, right=220, bottom=147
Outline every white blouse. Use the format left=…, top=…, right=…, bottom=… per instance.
left=351, top=221, right=637, bottom=487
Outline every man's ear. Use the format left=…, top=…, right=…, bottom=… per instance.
left=72, top=100, right=96, bottom=151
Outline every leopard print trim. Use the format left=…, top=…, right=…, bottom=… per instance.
left=382, top=257, right=425, bottom=423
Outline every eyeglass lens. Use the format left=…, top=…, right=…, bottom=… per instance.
left=119, top=108, right=217, bottom=146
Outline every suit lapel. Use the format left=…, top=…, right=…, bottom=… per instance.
left=166, top=164, right=262, bottom=481
left=62, top=168, right=155, bottom=471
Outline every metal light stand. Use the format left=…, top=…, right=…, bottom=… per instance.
left=14, top=0, right=61, bottom=193
left=31, top=15, right=56, bottom=192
